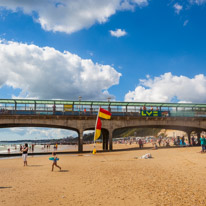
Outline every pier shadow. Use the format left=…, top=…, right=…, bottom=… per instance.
left=0, top=187, right=12, bottom=189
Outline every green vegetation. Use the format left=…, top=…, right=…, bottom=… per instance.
left=113, top=128, right=161, bottom=138
left=82, top=128, right=161, bottom=141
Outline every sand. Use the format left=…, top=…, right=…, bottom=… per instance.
left=1, top=145, right=206, bottom=206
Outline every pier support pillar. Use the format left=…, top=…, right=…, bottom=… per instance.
left=197, top=132, right=201, bottom=146
left=187, top=131, right=191, bottom=146
left=102, top=129, right=109, bottom=151
left=109, top=129, right=113, bottom=151
left=78, top=129, right=83, bottom=153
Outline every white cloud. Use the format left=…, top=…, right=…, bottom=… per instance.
left=189, top=0, right=206, bottom=5
left=125, top=73, right=206, bottom=103
left=183, top=20, right=189, bottom=26
left=0, top=127, right=77, bottom=141
left=0, top=0, right=148, bottom=34
left=0, top=40, right=121, bottom=100
left=110, top=29, right=127, bottom=37
left=173, top=3, right=183, bottom=14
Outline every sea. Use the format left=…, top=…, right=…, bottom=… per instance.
left=0, top=142, right=36, bottom=154
left=0, top=142, right=77, bottom=154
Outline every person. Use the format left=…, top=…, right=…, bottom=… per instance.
left=182, top=136, right=185, bottom=145
left=51, top=152, right=61, bottom=172
left=166, top=139, right=170, bottom=147
left=138, top=139, right=143, bottom=149
left=32, top=144, right=34, bottom=152
left=177, top=136, right=180, bottom=145
left=22, top=143, right=29, bottom=166
left=200, top=136, right=205, bottom=153
left=158, top=138, right=162, bottom=147
left=152, top=143, right=158, bottom=150
left=180, top=138, right=182, bottom=146
left=20, top=144, right=22, bottom=152
left=53, top=104, right=56, bottom=115
left=191, top=136, right=195, bottom=146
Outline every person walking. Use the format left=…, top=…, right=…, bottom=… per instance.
left=51, top=152, right=61, bottom=172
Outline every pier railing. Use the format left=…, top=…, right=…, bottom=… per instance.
left=0, top=99, right=206, bottom=118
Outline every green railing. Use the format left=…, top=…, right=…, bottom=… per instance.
left=0, top=99, right=206, bottom=117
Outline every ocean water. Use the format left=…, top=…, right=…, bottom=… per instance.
left=0, top=143, right=20, bottom=153
left=0, top=143, right=77, bottom=154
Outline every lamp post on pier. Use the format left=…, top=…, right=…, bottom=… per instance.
left=78, top=96, right=82, bottom=113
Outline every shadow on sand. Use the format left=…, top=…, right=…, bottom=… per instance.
left=0, top=187, right=12, bottom=189
left=28, top=165, right=44, bottom=167
left=60, top=170, right=69, bottom=172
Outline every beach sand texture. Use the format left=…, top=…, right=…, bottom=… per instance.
left=1, top=146, right=206, bottom=206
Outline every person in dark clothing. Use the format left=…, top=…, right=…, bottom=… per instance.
left=191, top=136, right=195, bottom=146
left=177, top=136, right=180, bottom=145
left=182, top=136, right=185, bottom=145
left=138, top=139, right=143, bottom=149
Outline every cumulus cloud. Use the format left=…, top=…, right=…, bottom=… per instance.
left=125, top=73, right=206, bottom=103
left=0, top=40, right=121, bottom=100
left=0, top=127, right=77, bottom=141
left=173, top=3, right=183, bottom=14
left=0, top=0, right=148, bottom=34
left=110, top=29, right=127, bottom=37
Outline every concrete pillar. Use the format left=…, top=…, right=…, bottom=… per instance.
left=102, top=130, right=109, bottom=151
left=187, top=131, right=191, bottom=145
left=102, top=135, right=108, bottom=150
left=78, top=129, right=83, bottom=153
left=197, top=132, right=201, bottom=146
left=109, top=129, right=113, bottom=151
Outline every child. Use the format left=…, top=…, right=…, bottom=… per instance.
left=51, top=152, right=61, bottom=171
left=152, top=142, right=158, bottom=150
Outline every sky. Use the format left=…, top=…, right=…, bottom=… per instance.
left=0, top=0, right=206, bottom=140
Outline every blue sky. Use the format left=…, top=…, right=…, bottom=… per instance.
left=0, top=0, right=206, bottom=140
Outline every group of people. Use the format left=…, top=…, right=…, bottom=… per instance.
left=174, top=136, right=186, bottom=146
left=0, top=108, right=9, bottom=114
left=156, top=137, right=170, bottom=147
left=21, top=143, right=61, bottom=171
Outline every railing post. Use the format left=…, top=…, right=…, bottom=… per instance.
left=14, top=101, right=17, bottom=114
left=34, top=102, right=36, bottom=115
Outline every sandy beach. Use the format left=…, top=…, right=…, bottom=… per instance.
left=1, top=145, right=206, bottom=206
